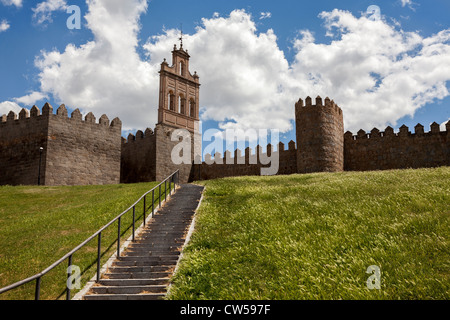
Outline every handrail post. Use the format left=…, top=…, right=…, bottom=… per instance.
left=143, top=195, right=146, bottom=226
left=152, top=189, right=154, bottom=216
left=117, top=217, right=121, bottom=258
left=159, top=184, right=161, bottom=208
left=66, top=255, right=72, bottom=300
left=35, top=277, right=41, bottom=301
left=96, top=232, right=102, bottom=282
left=132, top=206, right=136, bottom=242
left=165, top=180, right=167, bottom=202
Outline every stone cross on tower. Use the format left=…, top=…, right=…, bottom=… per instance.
left=179, top=24, right=184, bottom=49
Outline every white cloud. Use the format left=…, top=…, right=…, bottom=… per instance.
left=289, top=9, right=450, bottom=132
left=34, top=0, right=153, bottom=131
left=0, top=0, right=22, bottom=7
left=400, top=0, right=416, bottom=11
left=14, top=6, right=450, bottom=136
left=259, top=12, right=271, bottom=20
left=14, top=91, right=47, bottom=106
left=0, top=20, right=10, bottom=32
left=401, top=0, right=412, bottom=7
left=32, top=0, right=68, bottom=25
left=440, top=119, right=450, bottom=131
left=145, top=9, right=293, bottom=133
left=0, top=101, right=22, bottom=116
left=147, top=9, right=450, bottom=133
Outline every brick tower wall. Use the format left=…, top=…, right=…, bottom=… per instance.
left=295, top=96, right=344, bottom=173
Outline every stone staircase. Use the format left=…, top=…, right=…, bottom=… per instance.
left=82, top=184, right=204, bottom=300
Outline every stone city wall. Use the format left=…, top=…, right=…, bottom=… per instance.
left=0, top=103, right=122, bottom=186
left=344, top=121, right=450, bottom=171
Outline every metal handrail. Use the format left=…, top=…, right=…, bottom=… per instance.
left=0, top=170, right=180, bottom=300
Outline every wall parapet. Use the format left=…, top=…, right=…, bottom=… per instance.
left=295, top=95, right=343, bottom=116
left=1, top=103, right=121, bottom=130
left=122, top=128, right=155, bottom=144
left=201, top=140, right=296, bottom=165
left=344, top=121, right=450, bottom=141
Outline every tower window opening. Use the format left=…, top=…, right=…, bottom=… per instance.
left=168, top=92, right=175, bottom=111
left=190, top=99, right=195, bottom=117
left=179, top=95, right=186, bottom=114
left=179, top=61, right=185, bottom=76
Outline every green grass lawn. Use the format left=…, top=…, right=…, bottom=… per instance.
left=0, top=181, right=162, bottom=300
left=168, top=167, right=450, bottom=300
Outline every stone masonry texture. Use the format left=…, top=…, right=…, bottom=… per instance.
left=121, top=128, right=157, bottom=183
left=0, top=103, right=122, bottom=186
left=296, top=96, right=344, bottom=173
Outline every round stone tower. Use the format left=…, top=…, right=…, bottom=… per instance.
left=295, top=96, right=344, bottom=173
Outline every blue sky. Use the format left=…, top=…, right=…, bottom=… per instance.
left=0, top=0, right=449, bottom=150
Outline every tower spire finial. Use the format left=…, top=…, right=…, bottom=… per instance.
left=179, top=23, right=184, bottom=49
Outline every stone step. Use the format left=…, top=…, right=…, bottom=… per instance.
left=136, top=238, right=185, bottom=244
left=146, top=218, right=193, bottom=223
left=118, top=255, right=178, bottom=261
left=135, top=236, right=185, bottom=241
left=143, top=221, right=190, bottom=225
left=140, top=230, right=187, bottom=235
left=141, top=221, right=189, bottom=225
left=113, top=259, right=178, bottom=267
left=80, top=184, right=204, bottom=301
left=126, top=243, right=181, bottom=250
left=90, top=285, right=167, bottom=295
left=124, top=246, right=181, bottom=252
left=84, top=293, right=165, bottom=300
left=104, top=271, right=171, bottom=279
left=99, top=278, right=170, bottom=286
left=107, top=265, right=173, bottom=273
left=139, top=228, right=187, bottom=234
left=123, top=251, right=180, bottom=257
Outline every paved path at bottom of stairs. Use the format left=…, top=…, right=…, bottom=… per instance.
left=83, top=184, right=204, bottom=300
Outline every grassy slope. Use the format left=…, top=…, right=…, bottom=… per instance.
left=168, top=167, right=449, bottom=300
left=0, top=182, right=160, bottom=300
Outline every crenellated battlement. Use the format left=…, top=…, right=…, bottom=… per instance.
left=344, top=120, right=450, bottom=171
left=122, top=128, right=155, bottom=144
left=202, top=140, right=297, bottom=165
left=295, top=96, right=343, bottom=116
left=1, top=103, right=122, bottom=130
left=190, top=139, right=298, bottom=180
left=344, top=121, right=450, bottom=141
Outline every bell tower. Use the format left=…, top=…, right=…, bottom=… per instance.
left=157, top=38, right=200, bottom=133
left=154, top=38, right=201, bottom=184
